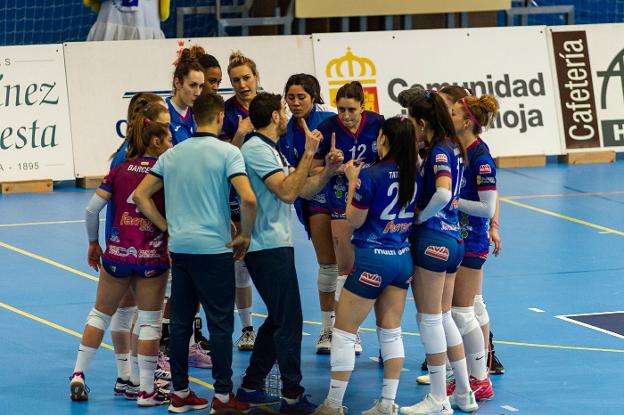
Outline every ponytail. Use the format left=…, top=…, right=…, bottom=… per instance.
left=461, top=95, right=499, bottom=135
left=173, top=46, right=205, bottom=92
left=126, top=102, right=170, bottom=160
left=382, top=116, right=418, bottom=208
left=336, top=81, right=364, bottom=105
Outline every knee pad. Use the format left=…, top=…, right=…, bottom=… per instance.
left=317, top=264, right=338, bottom=293
left=136, top=310, right=163, bottom=341
left=110, top=306, right=137, bottom=332
left=442, top=311, right=463, bottom=348
left=86, top=308, right=112, bottom=331
left=334, top=275, right=348, bottom=302
left=451, top=306, right=480, bottom=336
left=474, top=295, right=490, bottom=327
left=330, top=328, right=356, bottom=372
left=235, top=261, right=252, bottom=288
left=377, top=327, right=404, bottom=361
left=418, top=313, right=446, bottom=355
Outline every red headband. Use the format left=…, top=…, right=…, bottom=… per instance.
left=460, top=98, right=481, bottom=130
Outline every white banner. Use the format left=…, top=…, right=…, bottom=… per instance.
left=550, top=24, right=624, bottom=151
left=313, top=26, right=563, bottom=157
left=64, top=35, right=315, bottom=177
left=0, top=44, right=74, bottom=181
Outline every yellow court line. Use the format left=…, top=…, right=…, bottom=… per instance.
left=0, top=241, right=99, bottom=282
left=500, top=198, right=624, bottom=237
left=2, top=238, right=622, bottom=355
left=504, top=191, right=624, bottom=200
left=0, top=218, right=105, bottom=228
left=0, top=301, right=213, bottom=390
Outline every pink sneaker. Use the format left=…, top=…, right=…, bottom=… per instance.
left=188, top=343, right=212, bottom=369
left=447, top=376, right=494, bottom=401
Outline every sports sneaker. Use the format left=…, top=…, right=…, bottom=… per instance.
left=137, top=387, right=170, bottom=407
left=114, top=377, right=129, bottom=395
left=355, top=331, right=363, bottom=355
left=210, top=393, right=251, bottom=413
left=155, top=351, right=172, bottom=381
left=69, top=372, right=89, bottom=401
left=421, top=358, right=428, bottom=371
left=448, top=376, right=493, bottom=401
left=400, top=393, right=453, bottom=415
left=449, top=390, right=478, bottom=413
left=280, top=394, right=317, bottom=414
left=362, top=400, right=399, bottom=414
left=236, top=326, right=256, bottom=351
left=124, top=381, right=139, bottom=400
left=489, top=350, right=504, bottom=375
left=236, top=387, right=281, bottom=405
left=188, top=343, right=212, bottom=369
left=168, top=390, right=209, bottom=413
left=316, top=327, right=332, bottom=355
left=311, top=400, right=346, bottom=414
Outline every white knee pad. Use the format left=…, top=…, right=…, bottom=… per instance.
left=235, top=260, right=252, bottom=288
left=110, top=306, right=137, bottom=332
left=377, top=326, right=404, bottom=361
left=474, top=295, right=490, bottom=327
left=418, top=313, right=446, bottom=355
left=330, top=328, right=356, bottom=372
left=334, top=275, right=348, bottom=302
left=318, top=264, right=338, bottom=293
left=136, top=310, right=162, bottom=341
left=451, top=306, right=480, bottom=337
left=86, top=308, right=112, bottom=331
left=442, top=311, right=463, bottom=348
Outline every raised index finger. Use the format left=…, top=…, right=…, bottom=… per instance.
left=300, top=117, right=311, bottom=134
left=331, top=132, right=336, bottom=151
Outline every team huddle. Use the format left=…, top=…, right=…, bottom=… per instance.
left=68, top=46, right=503, bottom=415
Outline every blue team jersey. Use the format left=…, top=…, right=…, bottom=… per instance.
left=460, top=138, right=497, bottom=255
left=417, top=139, right=464, bottom=241
left=351, top=159, right=421, bottom=250
left=166, top=97, right=196, bottom=145
left=317, top=111, right=384, bottom=216
left=221, top=96, right=249, bottom=142
left=279, top=104, right=335, bottom=167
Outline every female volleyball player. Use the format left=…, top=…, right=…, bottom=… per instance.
left=279, top=73, right=338, bottom=354
left=315, top=81, right=384, bottom=355
left=198, top=53, right=222, bottom=95
left=312, top=116, right=420, bottom=415
left=398, top=89, right=477, bottom=415
left=69, top=112, right=172, bottom=407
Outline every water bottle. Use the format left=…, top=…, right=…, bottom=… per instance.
left=265, top=361, right=282, bottom=398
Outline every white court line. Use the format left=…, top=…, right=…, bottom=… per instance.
left=555, top=313, right=624, bottom=340
left=500, top=405, right=519, bottom=412
left=528, top=307, right=545, bottom=313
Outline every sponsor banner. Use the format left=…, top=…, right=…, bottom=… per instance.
left=0, top=44, right=74, bottom=181
left=64, top=35, right=315, bottom=177
left=313, top=27, right=563, bottom=157
left=550, top=24, right=624, bottom=151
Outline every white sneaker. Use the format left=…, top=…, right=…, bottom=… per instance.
left=400, top=394, right=453, bottom=415
left=362, top=400, right=399, bottom=414
left=355, top=331, right=363, bottom=355
left=449, top=390, right=478, bottom=413
left=236, top=328, right=256, bottom=351
left=69, top=372, right=89, bottom=401
left=316, top=327, right=332, bottom=354
left=312, top=401, right=347, bottom=415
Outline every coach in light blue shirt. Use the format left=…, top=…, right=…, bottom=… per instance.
left=236, top=92, right=342, bottom=413
left=134, top=91, right=257, bottom=410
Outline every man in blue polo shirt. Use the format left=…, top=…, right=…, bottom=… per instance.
left=134, top=92, right=256, bottom=414
left=235, top=93, right=343, bottom=414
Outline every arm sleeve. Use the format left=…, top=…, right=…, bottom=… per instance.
left=150, top=154, right=165, bottom=179
left=85, top=193, right=108, bottom=241
left=418, top=187, right=452, bottom=223
left=226, top=147, right=247, bottom=180
left=459, top=190, right=497, bottom=219
left=351, top=170, right=373, bottom=210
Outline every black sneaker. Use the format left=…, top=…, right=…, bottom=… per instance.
left=193, top=317, right=212, bottom=353
left=420, top=358, right=428, bottom=371
left=489, top=350, right=505, bottom=375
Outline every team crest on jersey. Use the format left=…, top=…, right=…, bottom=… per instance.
left=359, top=271, right=381, bottom=287
left=435, top=154, right=448, bottom=163
left=424, top=245, right=450, bottom=261
left=479, top=164, right=492, bottom=174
